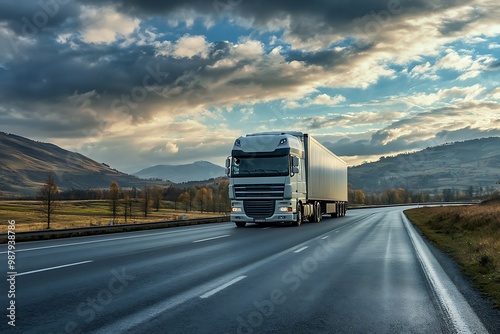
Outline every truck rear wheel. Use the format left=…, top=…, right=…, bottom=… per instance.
left=312, top=202, right=321, bottom=223
left=235, top=221, right=246, bottom=228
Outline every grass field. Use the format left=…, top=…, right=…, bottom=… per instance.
left=0, top=200, right=225, bottom=233
left=404, top=199, right=500, bottom=308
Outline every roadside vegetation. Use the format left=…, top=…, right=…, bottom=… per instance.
left=0, top=200, right=226, bottom=233
left=404, top=195, right=500, bottom=308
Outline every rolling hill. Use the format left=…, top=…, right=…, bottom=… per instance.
left=0, top=132, right=169, bottom=197
left=348, top=137, right=500, bottom=195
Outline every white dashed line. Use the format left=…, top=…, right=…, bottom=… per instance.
left=293, top=246, right=308, bottom=253
left=192, top=235, right=230, bottom=243
left=200, top=276, right=247, bottom=299
left=15, top=260, right=93, bottom=276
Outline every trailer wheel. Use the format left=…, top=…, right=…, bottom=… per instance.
left=293, top=203, right=302, bottom=226
left=235, top=221, right=246, bottom=227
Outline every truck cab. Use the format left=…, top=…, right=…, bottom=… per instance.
left=226, top=132, right=308, bottom=227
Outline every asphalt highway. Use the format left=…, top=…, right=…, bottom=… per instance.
left=1, top=206, right=498, bottom=333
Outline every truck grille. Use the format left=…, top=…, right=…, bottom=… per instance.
left=244, top=200, right=275, bottom=218
left=234, top=184, right=284, bottom=199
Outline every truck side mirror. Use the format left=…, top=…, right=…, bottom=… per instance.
left=225, top=157, right=230, bottom=176
left=292, top=156, right=299, bottom=174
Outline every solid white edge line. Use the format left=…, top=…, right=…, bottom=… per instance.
left=293, top=246, right=308, bottom=253
left=401, top=212, right=488, bottom=334
left=192, top=235, right=230, bottom=243
left=200, top=276, right=246, bottom=299
left=15, top=260, right=93, bottom=276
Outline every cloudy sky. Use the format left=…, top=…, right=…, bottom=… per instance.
left=0, top=0, right=499, bottom=173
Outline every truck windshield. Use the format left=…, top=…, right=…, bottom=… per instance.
left=231, top=155, right=289, bottom=177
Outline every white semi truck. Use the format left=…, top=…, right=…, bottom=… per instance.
left=225, top=131, right=348, bottom=227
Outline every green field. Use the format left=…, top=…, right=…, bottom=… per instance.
left=405, top=200, right=500, bottom=308
left=0, top=200, right=224, bottom=233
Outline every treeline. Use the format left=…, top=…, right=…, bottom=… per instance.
left=348, top=185, right=498, bottom=205
left=57, top=178, right=231, bottom=216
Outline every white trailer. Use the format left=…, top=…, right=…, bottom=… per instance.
left=226, top=131, right=347, bottom=227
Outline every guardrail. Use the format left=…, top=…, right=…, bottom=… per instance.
left=347, top=201, right=478, bottom=210
left=0, top=216, right=231, bottom=243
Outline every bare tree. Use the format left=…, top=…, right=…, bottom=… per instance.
left=123, top=190, right=132, bottom=223
left=153, top=187, right=163, bottom=212
left=354, top=190, right=366, bottom=205
left=218, top=179, right=230, bottom=212
left=195, top=187, right=208, bottom=213
left=109, top=180, right=121, bottom=223
left=178, top=191, right=190, bottom=212
left=38, top=173, right=59, bottom=229
left=142, top=184, right=152, bottom=217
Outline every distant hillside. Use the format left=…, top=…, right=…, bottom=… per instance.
left=348, top=137, right=500, bottom=195
left=0, top=132, right=169, bottom=197
left=134, top=161, right=226, bottom=183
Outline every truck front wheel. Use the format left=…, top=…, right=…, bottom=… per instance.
left=235, top=221, right=246, bottom=228
left=293, top=204, right=302, bottom=226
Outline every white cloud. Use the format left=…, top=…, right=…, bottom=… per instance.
left=284, top=93, right=346, bottom=108
left=401, top=84, right=488, bottom=108
left=233, top=39, right=265, bottom=59
left=164, top=142, right=179, bottom=153
left=79, top=6, right=140, bottom=44
left=409, top=62, right=440, bottom=80
left=304, top=110, right=406, bottom=130
left=491, top=88, right=500, bottom=100
left=155, top=34, right=212, bottom=59
left=173, top=35, right=211, bottom=59
left=312, top=93, right=346, bottom=105
left=436, top=49, right=475, bottom=71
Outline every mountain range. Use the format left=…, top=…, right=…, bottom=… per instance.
left=134, top=161, right=225, bottom=183
left=1, top=132, right=499, bottom=197
left=348, top=137, right=500, bottom=195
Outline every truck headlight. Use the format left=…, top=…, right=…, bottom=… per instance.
left=279, top=207, right=292, bottom=212
left=232, top=207, right=242, bottom=212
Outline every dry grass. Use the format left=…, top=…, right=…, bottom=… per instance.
left=0, top=200, right=225, bottom=233
left=405, top=200, right=500, bottom=308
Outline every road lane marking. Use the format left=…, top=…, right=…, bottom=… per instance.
left=321, top=236, right=329, bottom=239
left=94, top=229, right=335, bottom=333
left=200, top=276, right=246, bottom=299
left=192, top=235, right=230, bottom=243
left=0, top=225, right=229, bottom=254
left=293, top=246, right=308, bottom=253
left=15, top=260, right=93, bottom=276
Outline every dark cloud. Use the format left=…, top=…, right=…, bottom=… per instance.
left=323, top=127, right=500, bottom=158
left=286, top=47, right=361, bottom=67
left=71, top=0, right=470, bottom=46
left=0, top=33, right=236, bottom=119
left=435, top=127, right=500, bottom=143
left=0, top=0, right=80, bottom=34
left=439, top=8, right=485, bottom=35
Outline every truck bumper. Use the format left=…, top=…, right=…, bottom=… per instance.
left=230, top=212, right=296, bottom=224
